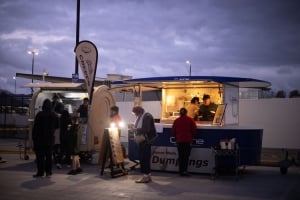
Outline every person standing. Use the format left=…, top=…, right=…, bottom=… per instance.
left=32, top=99, right=59, bottom=178
left=131, top=106, right=157, bottom=183
left=77, top=97, right=89, bottom=123
left=51, top=94, right=64, bottom=169
left=77, top=97, right=89, bottom=145
left=67, top=115, right=83, bottom=175
left=110, top=106, right=126, bottom=157
left=51, top=94, right=64, bottom=114
left=60, top=108, right=72, bottom=167
left=172, top=107, right=196, bottom=176
left=110, top=106, right=122, bottom=126
left=186, top=97, right=199, bottom=120
left=198, top=94, right=218, bottom=121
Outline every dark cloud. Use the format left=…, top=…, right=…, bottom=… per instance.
left=0, top=0, right=300, bottom=93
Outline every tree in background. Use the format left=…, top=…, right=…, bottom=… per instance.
left=275, top=90, right=286, bottom=98
left=289, top=90, right=300, bottom=98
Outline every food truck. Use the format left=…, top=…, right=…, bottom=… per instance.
left=20, top=73, right=272, bottom=173
left=111, top=76, right=271, bottom=174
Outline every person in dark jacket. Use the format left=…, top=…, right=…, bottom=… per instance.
left=131, top=106, right=157, bottom=183
left=77, top=97, right=89, bottom=123
left=51, top=94, right=64, bottom=114
left=67, top=115, right=82, bottom=175
left=172, top=107, right=196, bottom=176
left=198, top=94, right=218, bottom=121
left=60, top=109, right=72, bottom=166
left=32, top=99, right=59, bottom=178
left=51, top=94, right=64, bottom=169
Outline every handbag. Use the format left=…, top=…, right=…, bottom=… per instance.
left=134, top=134, right=146, bottom=144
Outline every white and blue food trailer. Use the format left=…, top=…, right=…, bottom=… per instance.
left=113, top=76, right=271, bottom=174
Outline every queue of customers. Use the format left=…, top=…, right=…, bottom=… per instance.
left=32, top=94, right=211, bottom=182
left=32, top=95, right=88, bottom=177
left=32, top=95, right=158, bottom=184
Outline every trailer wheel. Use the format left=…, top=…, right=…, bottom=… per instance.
left=280, top=167, right=288, bottom=175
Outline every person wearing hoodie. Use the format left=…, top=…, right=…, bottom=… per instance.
left=32, top=99, right=59, bottom=178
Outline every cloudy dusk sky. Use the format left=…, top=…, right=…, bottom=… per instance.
left=0, top=0, right=299, bottom=94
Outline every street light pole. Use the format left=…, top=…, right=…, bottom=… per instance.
left=28, top=51, right=38, bottom=94
left=186, top=60, right=191, bottom=77
left=75, top=0, right=80, bottom=75
left=13, top=76, right=16, bottom=94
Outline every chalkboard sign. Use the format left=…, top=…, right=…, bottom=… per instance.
left=99, top=128, right=127, bottom=177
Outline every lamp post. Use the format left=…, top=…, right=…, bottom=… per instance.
left=28, top=51, right=38, bottom=93
left=13, top=76, right=16, bottom=94
left=43, top=69, right=48, bottom=82
left=186, top=60, right=191, bottom=77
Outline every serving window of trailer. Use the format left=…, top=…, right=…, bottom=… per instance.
left=161, top=80, right=223, bottom=121
left=23, top=82, right=88, bottom=117
left=34, top=91, right=88, bottom=116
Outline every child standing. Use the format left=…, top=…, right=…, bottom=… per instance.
left=67, top=115, right=83, bottom=175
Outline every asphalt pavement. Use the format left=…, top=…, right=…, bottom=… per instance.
left=0, top=138, right=300, bottom=200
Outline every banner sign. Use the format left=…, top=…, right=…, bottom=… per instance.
left=74, top=40, right=98, bottom=102
left=151, top=146, right=214, bottom=173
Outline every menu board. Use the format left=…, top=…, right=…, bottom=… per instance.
left=213, top=104, right=227, bottom=125
left=99, top=128, right=124, bottom=165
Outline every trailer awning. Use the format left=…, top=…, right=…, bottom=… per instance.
left=23, top=82, right=86, bottom=91
left=110, top=76, right=271, bottom=91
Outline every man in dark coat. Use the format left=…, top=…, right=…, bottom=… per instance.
left=132, top=106, right=157, bottom=183
left=32, top=99, right=59, bottom=178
